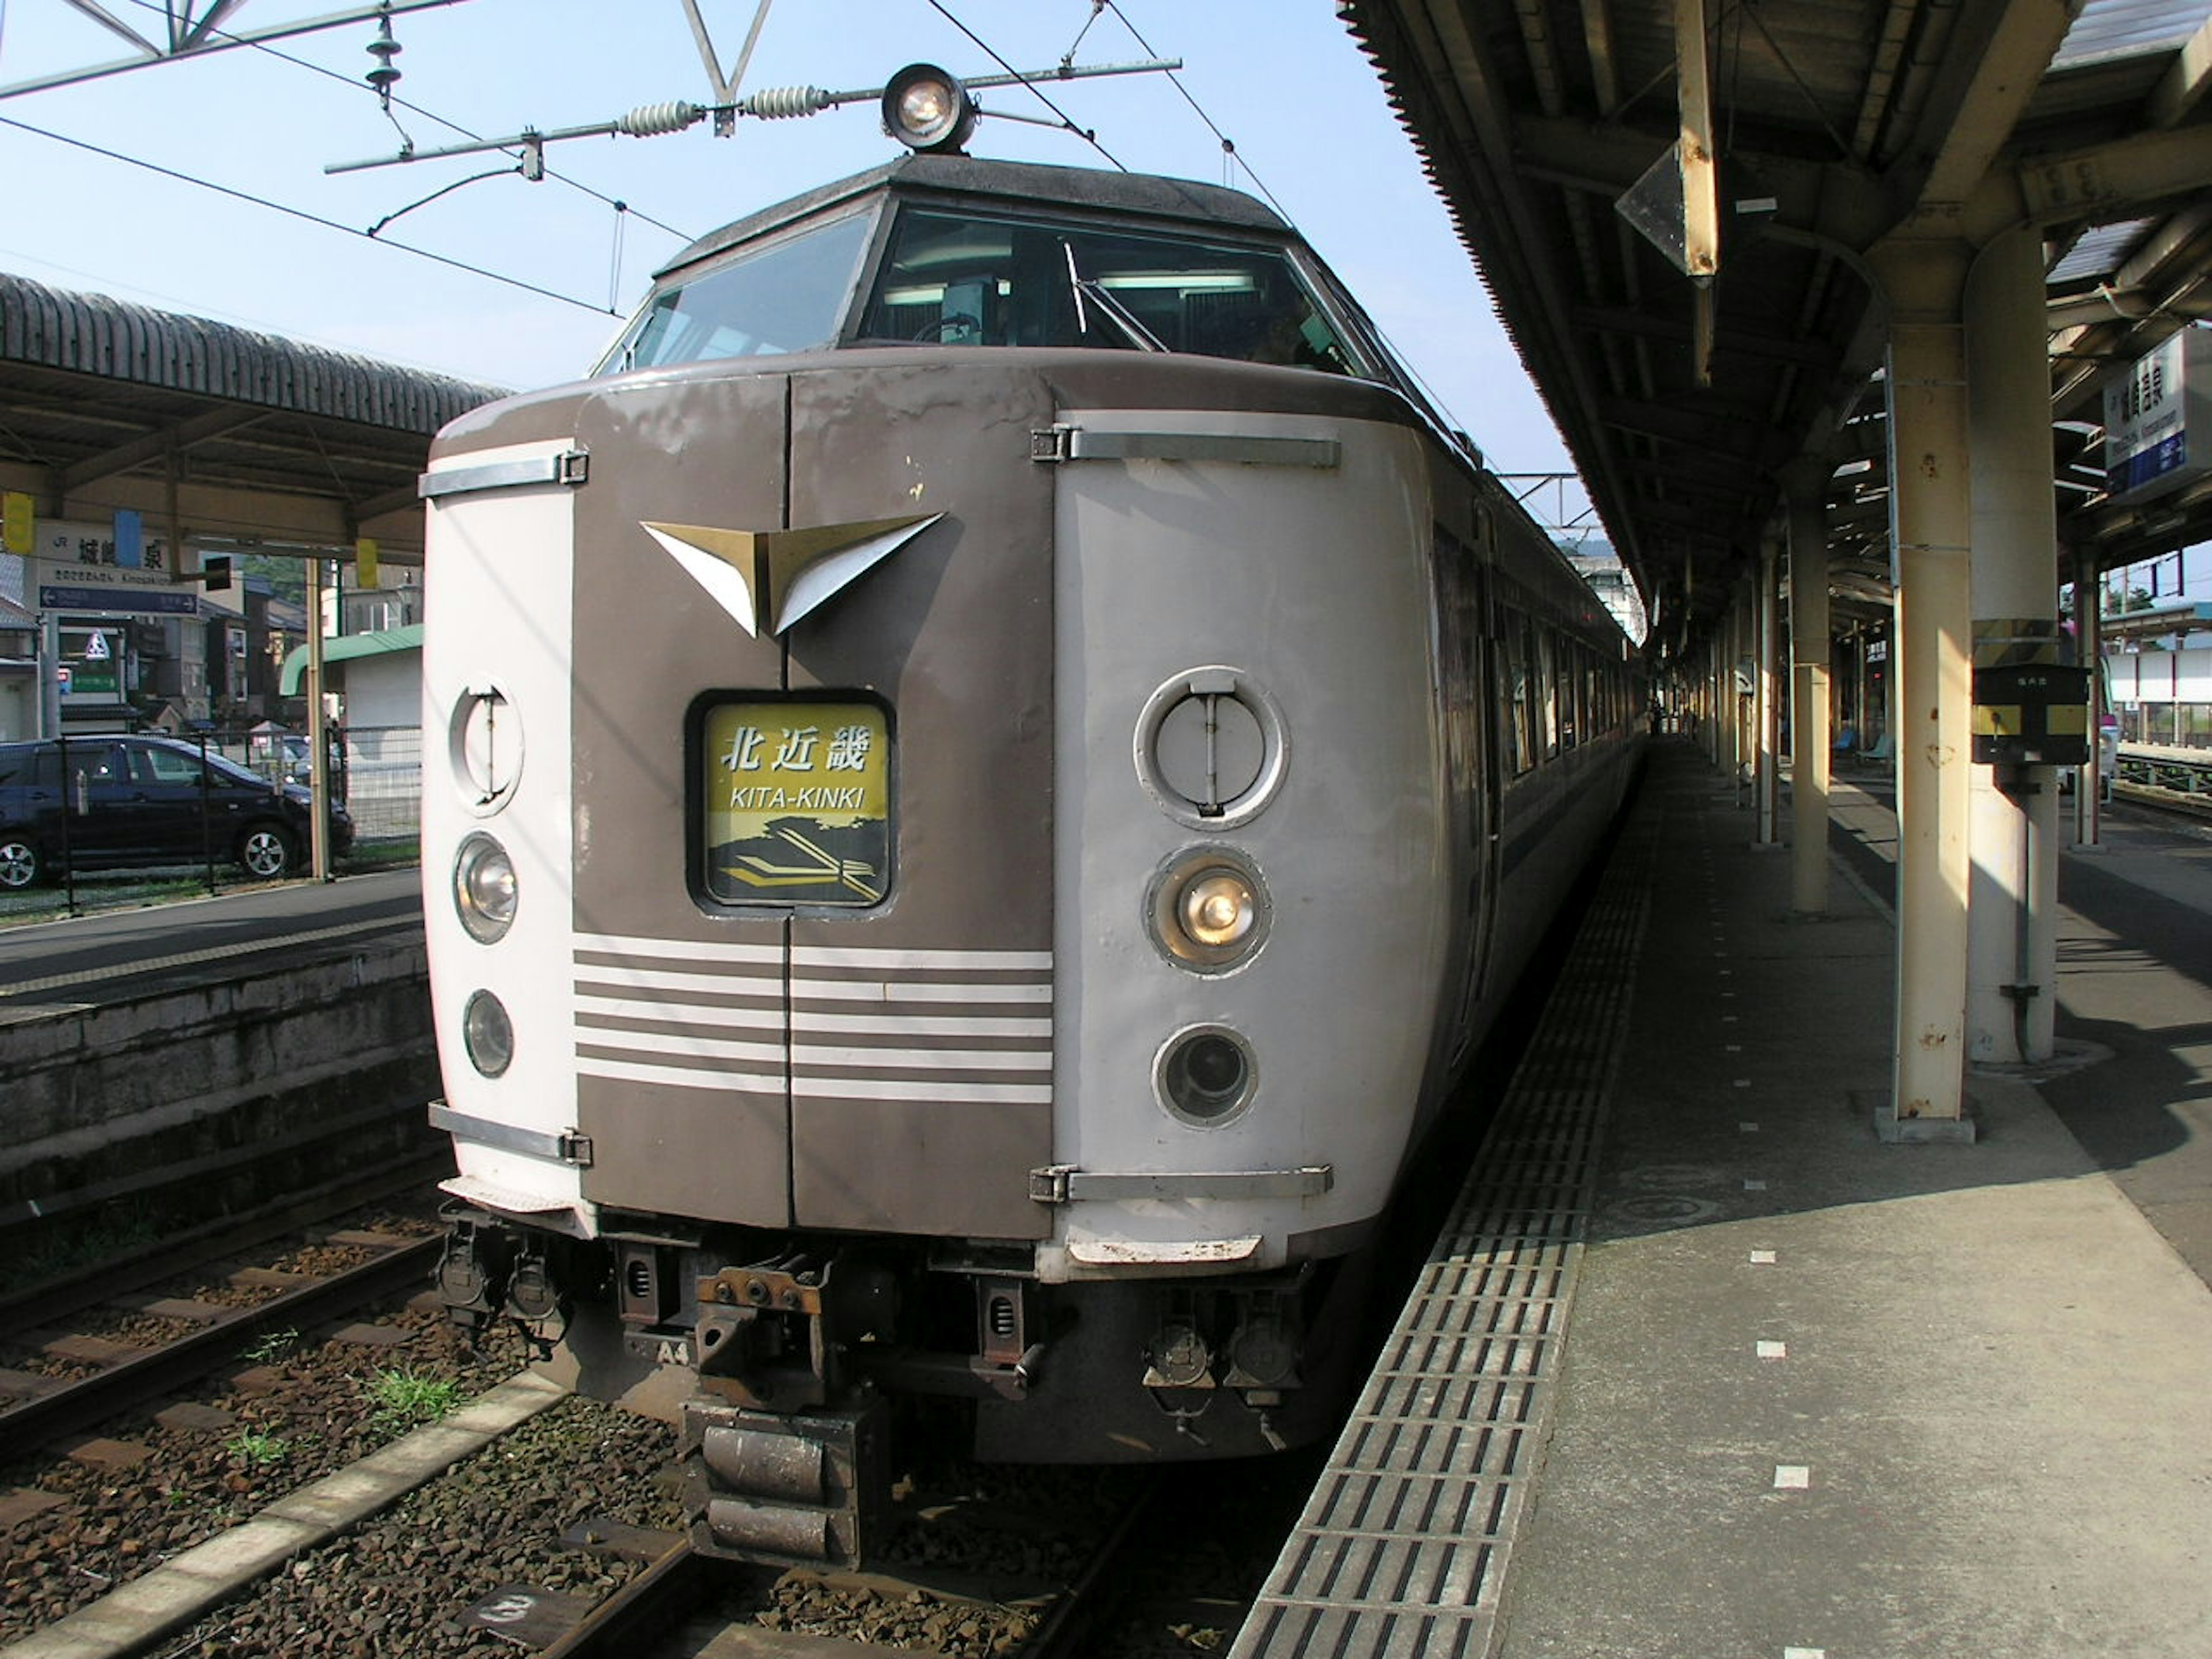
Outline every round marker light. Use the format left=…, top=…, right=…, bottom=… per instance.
left=463, top=989, right=514, bottom=1078
left=1147, top=847, right=1269, bottom=973
left=453, top=832, right=517, bottom=944
left=882, top=62, right=978, bottom=153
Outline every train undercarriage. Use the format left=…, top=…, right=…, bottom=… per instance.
left=434, top=1206, right=1369, bottom=1567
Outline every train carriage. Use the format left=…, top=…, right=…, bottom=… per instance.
left=423, top=137, right=1638, bottom=1567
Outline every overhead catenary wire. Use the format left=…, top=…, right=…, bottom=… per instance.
left=1099, top=0, right=1290, bottom=221
left=0, top=111, right=617, bottom=317
left=1093, top=2, right=1475, bottom=441
left=101, top=0, right=696, bottom=245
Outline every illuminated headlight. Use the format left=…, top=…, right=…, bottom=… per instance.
left=1181, top=872, right=1257, bottom=949
left=1156, top=1025, right=1257, bottom=1124
left=881, top=62, right=978, bottom=153
left=453, top=832, right=517, bottom=943
left=463, top=990, right=514, bottom=1078
left=1149, top=847, right=1269, bottom=972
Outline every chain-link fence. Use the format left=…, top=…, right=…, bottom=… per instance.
left=327, top=724, right=421, bottom=844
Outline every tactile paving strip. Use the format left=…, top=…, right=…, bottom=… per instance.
left=1231, top=802, right=1658, bottom=1659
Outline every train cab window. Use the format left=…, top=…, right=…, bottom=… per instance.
left=857, top=207, right=1365, bottom=374
left=597, top=210, right=875, bottom=374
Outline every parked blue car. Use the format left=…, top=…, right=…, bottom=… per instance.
left=0, top=734, right=353, bottom=888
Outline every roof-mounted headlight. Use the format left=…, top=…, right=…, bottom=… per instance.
left=882, top=62, right=978, bottom=153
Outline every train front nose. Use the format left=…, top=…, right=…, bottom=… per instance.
left=485, top=360, right=1062, bottom=1243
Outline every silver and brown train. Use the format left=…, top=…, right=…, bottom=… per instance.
left=422, top=118, right=1639, bottom=1567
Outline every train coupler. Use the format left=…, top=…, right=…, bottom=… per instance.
left=693, top=1255, right=897, bottom=1411
left=680, top=1397, right=888, bottom=1569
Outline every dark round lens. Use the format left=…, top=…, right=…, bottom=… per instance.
left=1163, top=1031, right=1252, bottom=1119
left=1184, top=1037, right=1244, bottom=1100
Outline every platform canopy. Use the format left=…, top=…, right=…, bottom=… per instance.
left=0, top=270, right=506, bottom=562
left=1341, top=0, right=2212, bottom=652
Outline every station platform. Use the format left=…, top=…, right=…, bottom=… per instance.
left=1234, top=740, right=2212, bottom=1659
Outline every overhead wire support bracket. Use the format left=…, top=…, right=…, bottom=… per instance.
left=323, top=56, right=1179, bottom=176
left=3, top=0, right=469, bottom=103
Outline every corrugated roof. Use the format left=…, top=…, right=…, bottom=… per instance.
left=2055, top=0, right=2212, bottom=69
left=0, top=272, right=504, bottom=433
left=2050, top=218, right=2161, bottom=284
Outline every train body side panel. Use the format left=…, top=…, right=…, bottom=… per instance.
left=565, top=374, right=793, bottom=1228
left=1046, top=404, right=1448, bottom=1281
left=422, top=437, right=586, bottom=1226
left=783, top=362, right=1058, bottom=1241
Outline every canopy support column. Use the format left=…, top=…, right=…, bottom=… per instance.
left=1872, top=234, right=1974, bottom=1140
left=1965, top=225, right=2062, bottom=1066
left=1786, top=472, right=1831, bottom=914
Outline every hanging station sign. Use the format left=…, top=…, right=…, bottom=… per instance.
left=2104, top=328, right=2212, bottom=506
left=32, top=517, right=195, bottom=615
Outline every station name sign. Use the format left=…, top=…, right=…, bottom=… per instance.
left=32, top=518, right=197, bottom=615
left=2104, top=330, right=2211, bottom=506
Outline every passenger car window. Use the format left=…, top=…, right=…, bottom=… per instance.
left=135, top=745, right=206, bottom=786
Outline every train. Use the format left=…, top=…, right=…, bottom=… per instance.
left=420, top=71, right=1641, bottom=1568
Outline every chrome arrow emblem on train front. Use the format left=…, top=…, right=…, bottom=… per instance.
left=640, top=514, right=943, bottom=637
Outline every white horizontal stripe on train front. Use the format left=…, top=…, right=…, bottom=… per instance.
left=577, top=1028, right=785, bottom=1065
left=790, top=978, right=1052, bottom=1005
left=575, top=995, right=781, bottom=1028
left=573, top=964, right=782, bottom=997
left=576, top=1054, right=785, bottom=1093
left=572, top=935, right=1052, bottom=1101
left=793, top=1077, right=1054, bottom=1105
left=790, top=1010, right=1050, bottom=1039
left=795, top=1043, right=1051, bottom=1073
left=575, top=933, right=783, bottom=965
left=793, top=944, right=1052, bottom=974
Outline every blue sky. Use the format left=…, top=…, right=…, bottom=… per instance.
left=0, top=0, right=1584, bottom=484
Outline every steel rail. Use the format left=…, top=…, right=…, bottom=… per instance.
left=0, top=1234, right=441, bottom=1454
left=535, top=1539, right=718, bottom=1658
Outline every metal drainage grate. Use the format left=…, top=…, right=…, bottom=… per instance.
left=1230, top=806, right=1658, bottom=1659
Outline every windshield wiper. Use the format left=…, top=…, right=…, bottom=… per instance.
left=1063, top=242, right=1166, bottom=353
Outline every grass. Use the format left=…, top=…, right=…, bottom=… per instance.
left=365, top=1367, right=464, bottom=1430
left=226, top=1430, right=293, bottom=1467
left=243, top=1328, right=301, bottom=1364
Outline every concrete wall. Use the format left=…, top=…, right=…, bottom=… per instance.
left=0, top=938, right=441, bottom=1229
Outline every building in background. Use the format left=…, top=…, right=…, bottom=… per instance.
left=0, top=593, right=35, bottom=740
left=1566, top=542, right=1649, bottom=645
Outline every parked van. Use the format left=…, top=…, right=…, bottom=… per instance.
left=0, top=734, right=352, bottom=888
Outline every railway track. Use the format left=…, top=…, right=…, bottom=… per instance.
left=3, top=1194, right=1312, bottom=1657
left=535, top=1466, right=1167, bottom=1658
left=1, top=1226, right=441, bottom=1459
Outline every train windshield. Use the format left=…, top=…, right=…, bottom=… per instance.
left=597, top=209, right=875, bottom=374
left=856, top=207, right=1367, bottom=373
